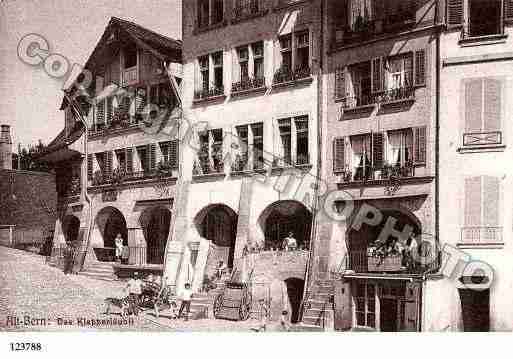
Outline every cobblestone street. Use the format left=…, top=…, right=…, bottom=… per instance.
left=0, top=247, right=261, bottom=332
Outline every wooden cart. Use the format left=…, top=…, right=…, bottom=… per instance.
left=213, top=282, right=252, bottom=321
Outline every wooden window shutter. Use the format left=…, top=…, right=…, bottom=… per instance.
left=371, top=57, right=382, bottom=93
left=87, top=154, right=93, bottom=180
left=105, top=151, right=113, bottom=176
left=465, top=79, right=483, bottom=132
left=414, top=49, right=426, bottom=86
left=170, top=140, right=179, bottom=169
left=505, top=1, right=513, bottom=20
left=414, top=126, right=427, bottom=164
left=106, top=97, right=113, bottom=124
left=482, top=176, right=500, bottom=227
left=372, top=132, right=384, bottom=169
left=447, top=0, right=464, bottom=26
left=335, top=67, right=345, bottom=99
left=149, top=143, right=156, bottom=171
left=483, top=78, right=501, bottom=132
left=464, top=176, right=482, bottom=226
left=333, top=137, right=346, bottom=173
left=96, top=100, right=105, bottom=124
left=126, top=148, right=133, bottom=174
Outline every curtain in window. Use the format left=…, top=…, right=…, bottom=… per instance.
left=352, top=135, right=371, bottom=177
left=388, top=131, right=402, bottom=165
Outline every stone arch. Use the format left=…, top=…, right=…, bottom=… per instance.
left=139, top=206, right=172, bottom=265
left=257, top=200, right=313, bottom=250
left=95, top=206, right=128, bottom=248
left=194, top=203, right=238, bottom=270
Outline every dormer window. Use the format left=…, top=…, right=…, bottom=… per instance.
left=124, top=46, right=137, bottom=69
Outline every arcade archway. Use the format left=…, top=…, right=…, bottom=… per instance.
left=194, top=204, right=238, bottom=271
left=259, top=200, right=312, bottom=250
left=95, top=206, right=128, bottom=248
left=140, top=206, right=172, bottom=265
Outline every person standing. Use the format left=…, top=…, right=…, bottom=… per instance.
left=115, top=233, right=124, bottom=262
left=127, top=272, right=143, bottom=316
left=283, top=232, right=297, bottom=251
left=178, top=283, right=193, bottom=321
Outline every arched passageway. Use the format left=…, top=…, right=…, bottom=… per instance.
left=195, top=204, right=238, bottom=273
left=140, top=206, right=172, bottom=264
left=95, top=207, right=127, bottom=260
left=259, top=200, right=312, bottom=250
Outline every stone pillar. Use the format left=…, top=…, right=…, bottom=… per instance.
left=0, top=124, right=12, bottom=170
left=128, top=227, right=146, bottom=266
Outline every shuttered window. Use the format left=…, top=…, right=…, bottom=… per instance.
left=414, top=126, right=427, bottom=164
left=464, top=78, right=502, bottom=133
left=87, top=154, right=93, bottom=180
left=414, top=49, right=426, bottom=86
left=463, top=175, right=501, bottom=244
left=506, top=1, right=513, bottom=21
left=126, top=148, right=133, bottom=174
left=371, top=57, right=383, bottom=93
left=160, top=140, right=179, bottom=169
left=96, top=100, right=105, bottom=126
left=106, top=97, right=113, bottom=124
left=447, top=0, right=464, bottom=26
left=333, top=137, right=345, bottom=173
left=335, top=67, right=346, bottom=99
left=105, top=151, right=113, bottom=176
left=149, top=143, right=156, bottom=171
left=372, top=132, right=384, bottom=169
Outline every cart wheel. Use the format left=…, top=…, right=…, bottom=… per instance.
left=213, top=294, right=222, bottom=318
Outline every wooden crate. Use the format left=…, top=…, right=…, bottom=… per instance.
left=367, top=255, right=402, bottom=272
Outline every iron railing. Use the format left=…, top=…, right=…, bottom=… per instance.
left=347, top=249, right=438, bottom=274
left=339, top=164, right=415, bottom=183
left=460, top=226, right=503, bottom=244
left=193, top=158, right=225, bottom=176
left=463, top=131, right=502, bottom=147
left=233, top=0, right=261, bottom=20
left=231, top=77, right=265, bottom=93
left=90, top=168, right=175, bottom=186
left=273, top=66, right=311, bottom=85
left=129, top=246, right=165, bottom=265
left=376, top=86, right=415, bottom=103
left=194, top=86, right=225, bottom=100
left=341, top=93, right=378, bottom=109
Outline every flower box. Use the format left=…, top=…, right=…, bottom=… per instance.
left=367, top=255, right=402, bottom=272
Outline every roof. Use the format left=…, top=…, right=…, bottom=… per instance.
left=85, top=16, right=182, bottom=70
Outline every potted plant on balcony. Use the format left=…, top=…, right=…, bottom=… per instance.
left=111, top=167, right=126, bottom=185
left=367, top=239, right=404, bottom=272
left=92, top=170, right=103, bottom=186
left=156, top=160, right=174, bottom=177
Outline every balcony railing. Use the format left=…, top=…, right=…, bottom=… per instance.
left=129, top=246, right=165, bottom=265
left=463, top=131, right=502, bottom=147
left=339, top=163, right=415, bottom=183
left=341, top=93, right=378, bottom=109
left=347, top=248, right=437, bottom=274
left=193, top=157, right=225, bottom=176
left=122, top=66, right=138, bottom=87
left=461, top=19, right=504, bottom=40
left=231, top=77, right=265, bottom=93
left=460, top=226, right=503, bottom=245
left=90, top=168, right=175, bottom=187
left=376, top=86, right=415, bottom=104
left=273, top=66, right=311, bottom=85
left=233, top=0, right=261, bottom=21
left=194, top=86, right=225, bottom=101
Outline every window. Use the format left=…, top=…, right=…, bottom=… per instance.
left=137, top=146, right=150, bottom=173
left=160, top=141, right=179, bottom=169
left=344, top=61, right=372, bottom=107
left=462, top=176, right=502, bottom=244
left=350, top=134, right=372, bottom=181
left=349, top=0, right=374, bottom=31
left=463, top=78, right=502, bottom=146
left=232, top=123, right=264, bottom=171
left=296, top=31, right=309, bottom=69
left=124, top=46, right=137, bottom=69
left=232, top=41, right=265, bottom=92
left=275, top=31, right=311, bottom=83
left=279, top=35, right=292, bottom=70
left=197, top=0, right=224, bottom=28
left=195, top=52, right=224, bottom=99
left=234, top=0, right=260, bottom=19
left=448, top=0, right=506, bottom=38
left=354, top=281, right=376, bottom=329
left=387, top=129, right=413, bottom=167
left=296, top=116, right=309, bottom=165
left=115, top=149, right=127, bottom=172
left=252, top=123, right=264, bottom=169
left=386, top=54, right=413, bottom=90
left=278, top=118, right=292, bottom=166
left=195, top=129, right=224, bottom=175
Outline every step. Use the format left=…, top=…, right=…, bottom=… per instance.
left=302, top=316, right=325, bottom=326
left=304, top=300, right=330, bottom=310
left=294, top=324, right=324, bottom=332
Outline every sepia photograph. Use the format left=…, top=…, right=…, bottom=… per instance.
left=0, top=0, right=512, bottom=357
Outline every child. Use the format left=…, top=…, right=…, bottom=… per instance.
left=280, top=310, right=290, bottom=331
left=258, top=299, right=270, bottom=332
left=178, top=283, right=193, bottom=321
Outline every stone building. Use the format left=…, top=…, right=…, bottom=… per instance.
left=39, top=17, right=183, bottom=278
left=0, top=125, right=57, bottom=248
left=434, top=0, right=513, bottom=331
left=163, top=0, right=323, bottom=323
left=315, top=0, right=441, bottom=331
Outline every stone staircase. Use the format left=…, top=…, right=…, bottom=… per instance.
left=79, top=261, right=117, bottom=282
left=299, top=279, right=335, bottom=330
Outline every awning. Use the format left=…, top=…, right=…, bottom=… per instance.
left=278, top=9, right=300, bottom=35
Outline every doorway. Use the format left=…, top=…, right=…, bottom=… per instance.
left=380, top=298, right=398, bottom=332
left=285, top=278, right=305, bottom=323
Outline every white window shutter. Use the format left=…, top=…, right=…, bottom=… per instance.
left=483, top=78, right=501, bottom=132
left=464, top=176, right=482, bottom=227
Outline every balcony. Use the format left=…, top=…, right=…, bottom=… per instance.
left=272, top=66, right=312, bottom=88
left=193, top=156, right=225, bottom=177
left=339, top=163, right=415, bottom=184
left=90, top=168, right=176, bottom=188
left=232, top=0, right=268, bottom=23
left=122, top=66, right=138, bottom=87
left=376, top=86, right=415, bottom=105
left=460, top=227, right=503, bottom=246
left=193, top=86, right=225, bottom=102
left=231, top=77, right=266, bottom=95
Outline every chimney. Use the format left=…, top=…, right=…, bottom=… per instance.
left=0, top=124, right=13, bottom=170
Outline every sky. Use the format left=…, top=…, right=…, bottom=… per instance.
left=0, top=0, right=181, bottom=149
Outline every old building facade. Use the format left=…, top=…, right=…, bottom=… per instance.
left=40, top=17, right=183, bottom=278
left=435, top=0, right=513, bottom=331
left=316, top=0, right=442, bottom=331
